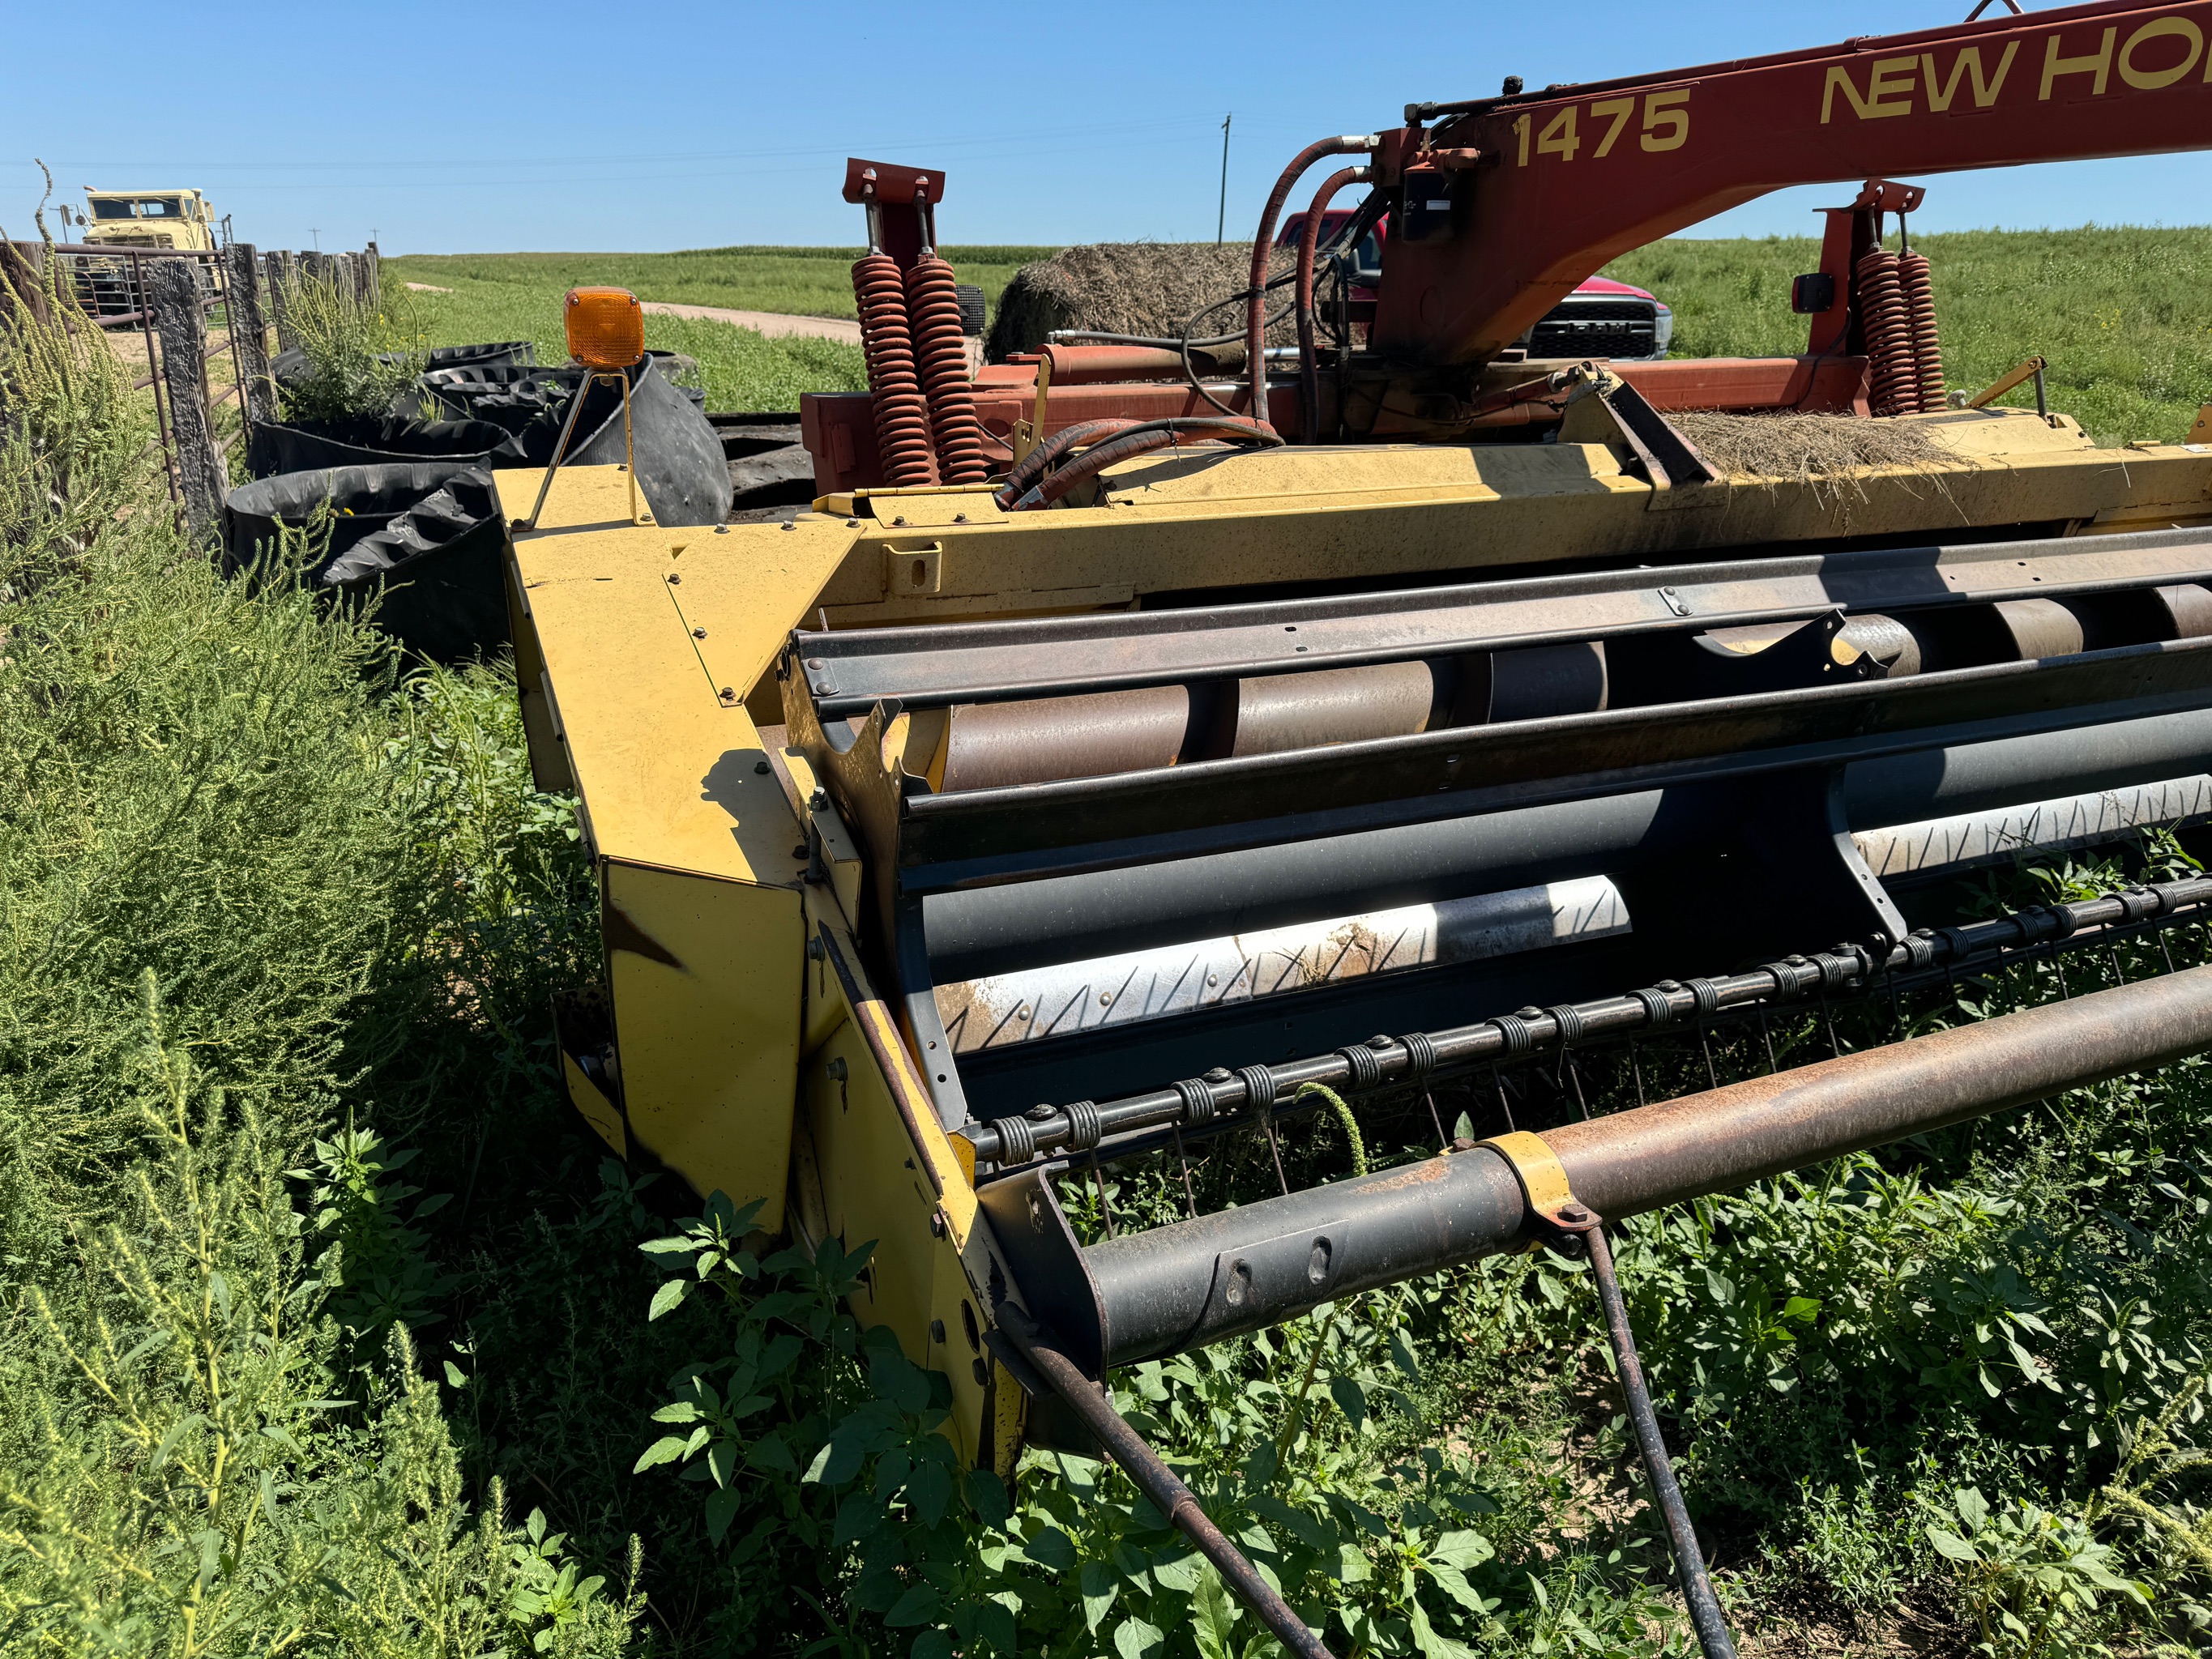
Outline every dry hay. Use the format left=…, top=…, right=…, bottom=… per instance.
left=1669, top=411, right=1949, bottom=492
left=985, top=243, right=1298, bottom=363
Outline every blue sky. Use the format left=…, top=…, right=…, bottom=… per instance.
left=7, top=0, right=2209, bottom=254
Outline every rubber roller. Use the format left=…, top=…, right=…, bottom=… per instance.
left=932, top=685, right=1195, bottom=791
left=1463, top=642, right=1612, bottom=723
left=1215, top=659, right=1458, bottom=757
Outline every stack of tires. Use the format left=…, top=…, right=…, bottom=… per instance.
left=233, top=341, right=737, bottom=659
left=221, top=463, right=510, bottom=663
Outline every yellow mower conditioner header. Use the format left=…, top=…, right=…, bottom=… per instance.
left=500, top=417, right=2212, bottom=1473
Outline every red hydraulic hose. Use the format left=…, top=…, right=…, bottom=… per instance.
left=1246, top=135, right=1376, bottom=432
left=1296, top=165, right=1370, bottom=445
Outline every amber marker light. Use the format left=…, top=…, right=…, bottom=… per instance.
left=565, top=286, right=644, bottom=371
left=523, top=287, right=651, bottom=532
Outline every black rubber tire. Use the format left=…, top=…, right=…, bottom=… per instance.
left=955, top=283, right=986, bottom=337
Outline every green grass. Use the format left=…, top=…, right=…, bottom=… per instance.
left=378, top=265, right=865, bottom=413
left=1607, top=225, right=2212, bottom=445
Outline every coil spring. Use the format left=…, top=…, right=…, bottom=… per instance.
left=851, top=253, right=937, bottom=487
left=1855, top=250, right=1916, bottom=417
left=903, top=255, right=989, bottom=484
left=1898, top=251, right=1945, bottom=412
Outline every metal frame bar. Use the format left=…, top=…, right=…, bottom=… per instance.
left=796, top=525, right=2212, bottom=714
left=992, top=1304, right=1336, bottom=1659
left=865, top=642, right=2212, bottom=883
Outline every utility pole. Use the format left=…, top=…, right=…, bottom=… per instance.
left=1216, top=113, right=1232, bottom=245
left=309, top=227, right=320, bottom=250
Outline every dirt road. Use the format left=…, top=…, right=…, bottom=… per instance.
left=638, top=302, right=861, bottom=345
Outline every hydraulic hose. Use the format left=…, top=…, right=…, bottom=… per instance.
left=1296, top=167, right=1370, bottom=445
left=992, top=419, right=1139, bottom=510
left=1245, top=135, right=1377, bottom=429
left=1006, top=416, right=1282, bottom=511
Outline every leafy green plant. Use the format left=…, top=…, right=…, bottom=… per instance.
left=294, top=1123, right=455, bottom=1346
left=1924, top=1486, right=2146, bottom=1657
left=2090, top=1371, right=2212, bottom=1632
left=277, top=268, right=424, bottom=424
left=632, top=1191, right=1693, bottom=1659
left=0, top=976, right=643, bottom=1657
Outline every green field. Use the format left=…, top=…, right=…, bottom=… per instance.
left=389, top=231, right=2212, bottom=443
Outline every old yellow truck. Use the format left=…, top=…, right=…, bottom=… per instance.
left=73, top=188, right=219, bottom=314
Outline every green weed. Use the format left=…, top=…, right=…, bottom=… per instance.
left=277, top=267, right=427, bottom=423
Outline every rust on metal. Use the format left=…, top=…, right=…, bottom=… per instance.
left=1546, top=962, right=2212, bottom=1218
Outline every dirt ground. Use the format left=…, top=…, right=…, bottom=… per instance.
left=637, top=301, right=861, bottom=346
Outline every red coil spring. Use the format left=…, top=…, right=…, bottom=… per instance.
left=903, top=254, right=989, bottom=484
left=1855, top=251, right=1916, bottom=416
left=1898, top=251, right=1945, bottom=413
left=852, top=253, right=937, bottom=487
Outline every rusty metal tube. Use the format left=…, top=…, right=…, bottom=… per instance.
left=940, top=685, right=1194, bottom=791
left=1246, top=135, right=1376, bottom=429
left=1545, top=960, right=2212, bottom=1218
left=1295, top=167, right=1369, bottom=445
left=1078, top=963, right=2212, bottom=1365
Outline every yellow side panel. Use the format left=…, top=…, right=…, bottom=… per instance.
left=501, top=467, right=858, bottom=883
left=562, top=1053, right=627, bottom=1158
left=801, top=1026, right=992, bottom=1469
left=606, top=860, right=803, bottom=1230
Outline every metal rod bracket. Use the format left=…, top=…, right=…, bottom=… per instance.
left=1480, top=1131, right=1740, bottom=1659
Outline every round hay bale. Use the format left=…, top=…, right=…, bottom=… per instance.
left=986, top=243, right=1300, bottom=362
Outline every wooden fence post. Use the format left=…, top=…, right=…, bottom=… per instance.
left=0, top=238, right=53, bottom=330
left=149, top=259, right=225, bottom=544
left=226, top=241, right=277, bottom=427
left=365, top=240, right=382, bottom=309
left=267, top=249, right=297, bottom=352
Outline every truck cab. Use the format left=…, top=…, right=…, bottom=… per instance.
left=1279, top=209, right=1673, bottom=360
left=80, top=189, right=218, bottom=252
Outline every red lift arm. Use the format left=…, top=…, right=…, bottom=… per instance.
left=1377, top=0, right=2212, bottom=365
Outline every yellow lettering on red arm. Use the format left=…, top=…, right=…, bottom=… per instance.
left=1822, top=59, right=1912, bottom=122
left=1591, top=97, right=1636, bottom=158
left=2041, top=26, right=2117, bottom=99
left=1866, top=55, right=1918, bottom=114
left=2117, top=17, right=2202, bottom=90
left=1640, top=89, right=1690, bottom=150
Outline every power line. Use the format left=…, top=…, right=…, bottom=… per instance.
left=1216, top=113, right=1232, bottom=245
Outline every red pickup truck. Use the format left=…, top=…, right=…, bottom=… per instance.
left=1279, top=211, right=1674, bottom=360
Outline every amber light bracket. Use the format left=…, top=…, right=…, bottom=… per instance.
left=521, top=287, right=649, bottom=532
